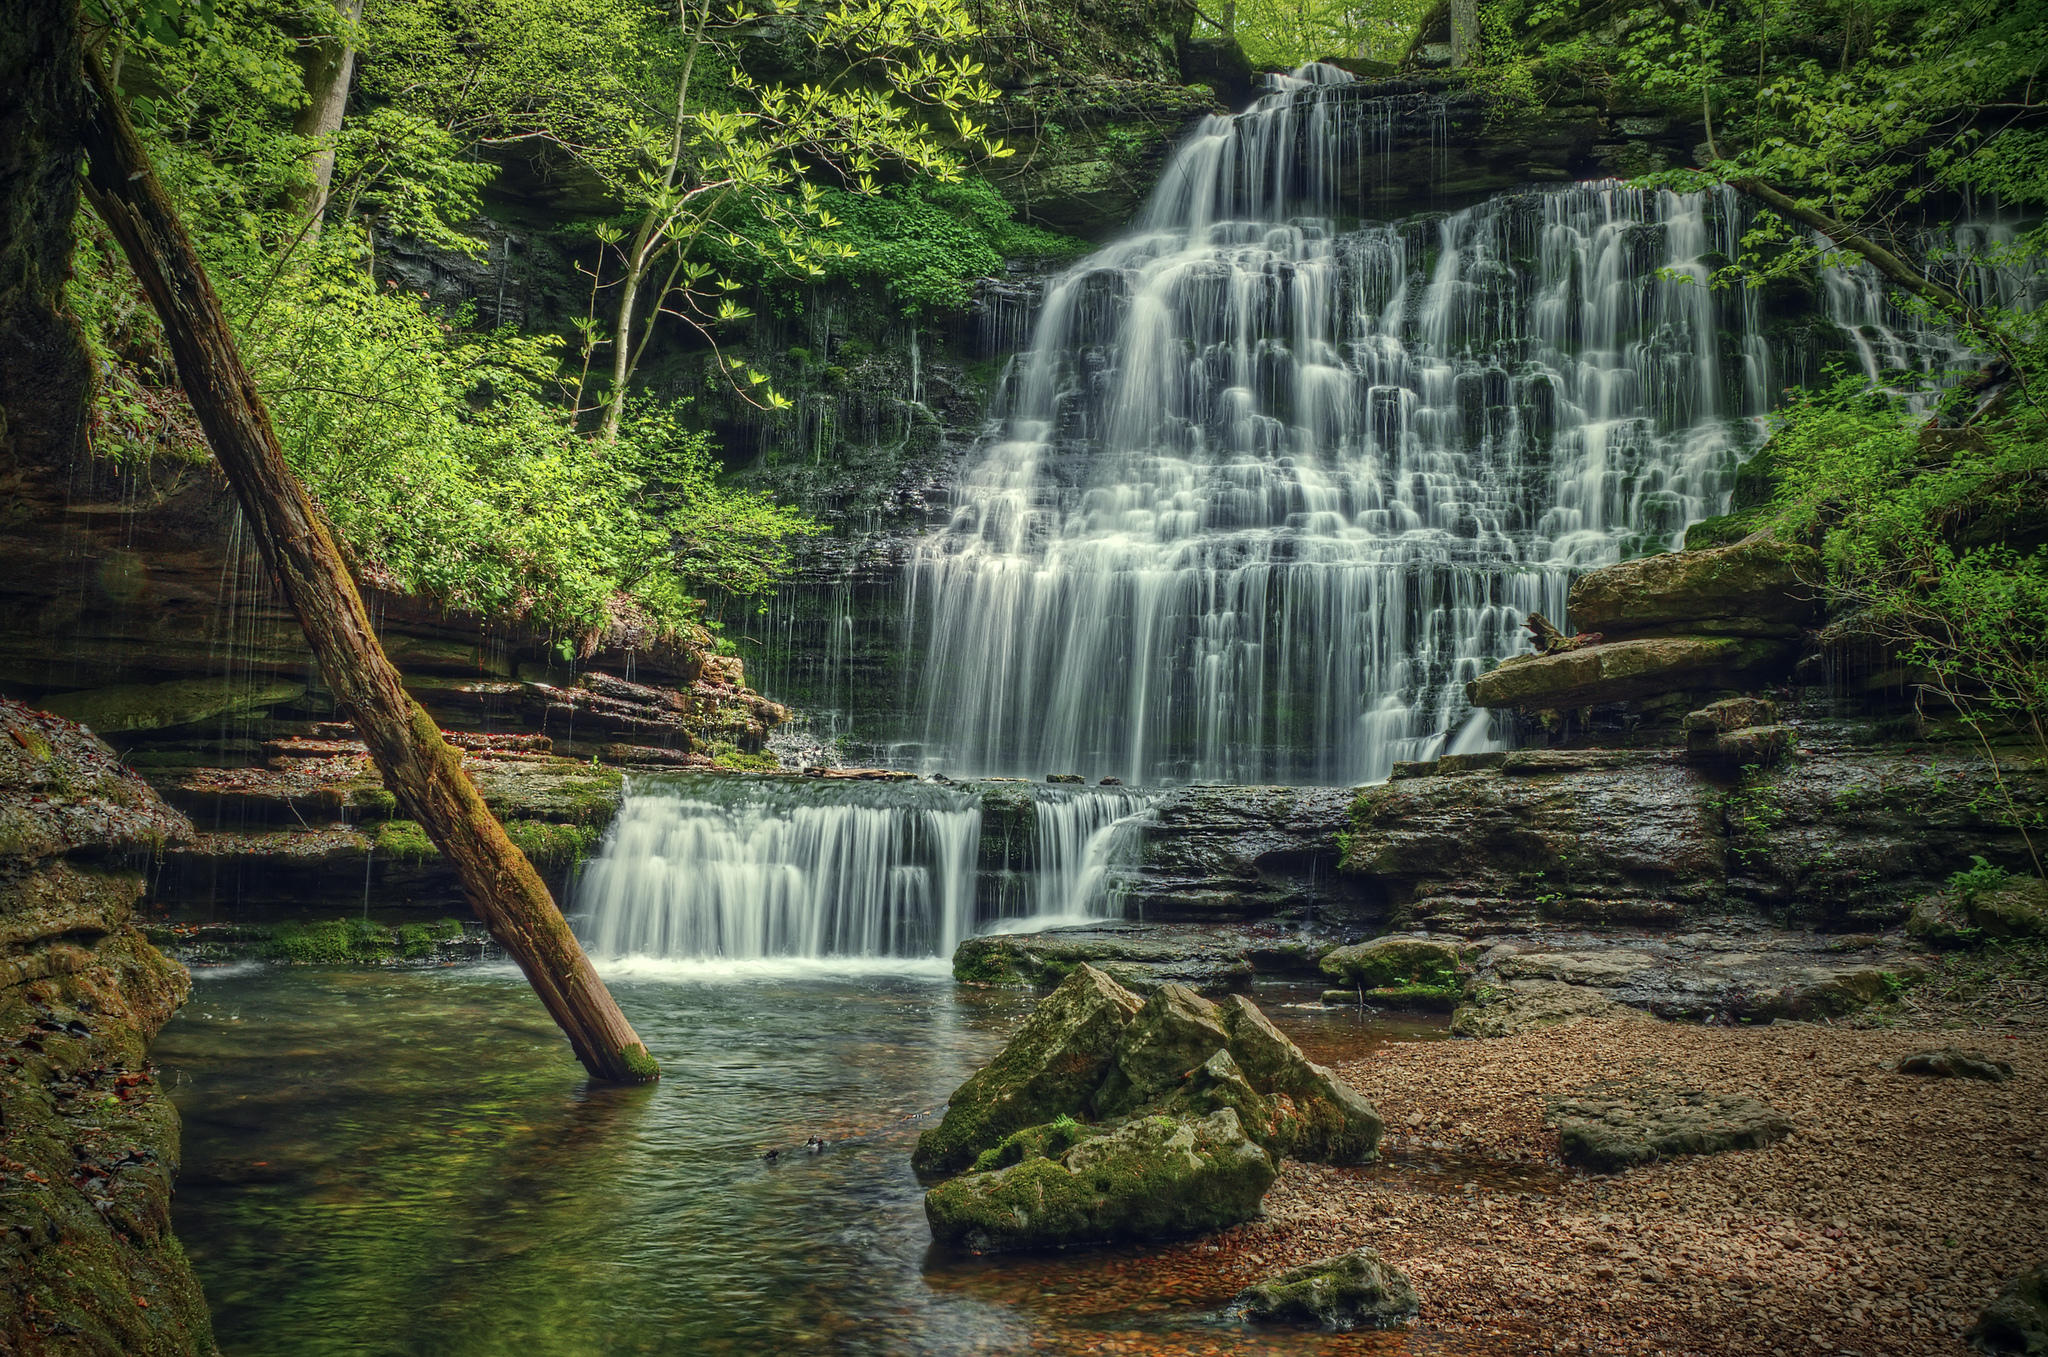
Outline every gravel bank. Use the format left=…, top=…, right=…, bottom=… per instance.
left=1194, top=1016, right=2046, bottom=1355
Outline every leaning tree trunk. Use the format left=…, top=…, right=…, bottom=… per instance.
left=289, top=0, right=364, bottom=229
left=76, top=56, right=658, bottom=1085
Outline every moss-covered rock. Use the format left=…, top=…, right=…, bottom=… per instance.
left=923, top=1109, right=1276, bottom=1252
left=913, top=963, right=1144, bottom=1178
left=918, top=969, right=1383, bottom=1197
left=1566, top=531, right=1820, bottom=639
left=1232, top=1247, right=1421, bottom=1331
left=1466, top=634, right=1795, bottom=713
left=1319, top=936, right=1463, bottom=990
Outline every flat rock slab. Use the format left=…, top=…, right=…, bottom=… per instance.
left=1898, top=1048, right=2014, bottom=1082
left=953, top=920, right=1340, bottom=992
left=1548, top=1086, right=1792, bottom=1172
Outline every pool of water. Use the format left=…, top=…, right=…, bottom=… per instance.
left=157, top=964, right=1490, bottom=1355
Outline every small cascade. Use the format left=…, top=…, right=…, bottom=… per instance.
left=1820, top=218, right=2048, bottom=408
left=902, top=64, right=1768, bottom=786
left=576, top=776, right=1150, bottom=963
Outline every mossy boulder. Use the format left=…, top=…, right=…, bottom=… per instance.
left=923, top=1109, right=1276, bottom=1252
left=1965, top=879, right=2048, bottom=940
left=918, top=967, right=1383, bottom=1225
left=913, top=963, right=1144, bottom=1178
left=1319, top=937, right=1462, bottom=990
left=1466, top=635, right=1795, bottom=713
left=1566, top=531, right=1820, bottom=639
left=1232, top=1247, right=1421, bottom=1331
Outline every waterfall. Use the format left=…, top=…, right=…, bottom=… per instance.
left=902, top=64, right=1767, bottom=787
left=576, top=777, right=1148, bottom=963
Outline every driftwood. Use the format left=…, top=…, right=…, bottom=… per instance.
left=76, top=57, right=656, bottom=1083
left=1524, top=613, right=1604, bottom=655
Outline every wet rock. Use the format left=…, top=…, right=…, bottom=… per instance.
left=923, top=1108, right=1276, bottom=1253
left=1547, top=1087, right=1792, bottom=1171
left=1450, top=979, right=1623, bottom=1038
left=913, top=963, right=1144, bottom=1178
left=1567, top=531, right=1821, bottom=639
left=1320, top=936, right=1463, bottom=989
left=40, top=676, right=307, bottom=735
left=1339, top=740, right=2047, bottom=932
left=1232, top=1246, right=1421, bottom=1331
left=1966, top=879, right=2048, bottom=940
left=1969, top=1263, right=2048, bottom=1355
left=1898, top=1048, right=2014, bottom=1082
left=951, top=920, right=1329, bottom=992
left=1104, top=785, right=1371, bottom=921
left=1466, top=635, right=1795, bottom=713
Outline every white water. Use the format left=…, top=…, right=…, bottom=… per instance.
left=901, top=65, right=1769, bottom=786
left=576, top=777, right=1148, bottom=963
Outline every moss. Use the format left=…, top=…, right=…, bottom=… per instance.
left=709, top=750, right=781, bottom=772
left=376, top=819, right=438, bottom=862
left=262, top=918, right=395, bottom=964
left=1360, top=982, right=1461, bottom=1012
left=969, top=1114, right=1089, bottom=1173
left=502, top=818, right=606, bottom=870
left=1319, top=938, right=1463, bottom=990
left=350, top=785, right=399, bottom=818
left=617, top=1042, right=661, bottom=1082
left=952, top=937, right=1029, bottom=985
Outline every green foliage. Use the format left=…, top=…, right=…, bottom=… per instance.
left=709, top=749, right=783, bottom=771
left=1195, top=0, right=1432, bottom=67
left=1950, top=855, right=2015, bottom=900
left=376, top=819, right=438, bottom=862
left=501, top=819, right=607, bottom=869
left=728, top=178, right=1087, bottom=314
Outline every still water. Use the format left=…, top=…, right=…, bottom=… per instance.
left=157, top=963, right=1482, bottom=1356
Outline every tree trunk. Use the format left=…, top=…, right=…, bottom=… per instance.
left=76, top=55, right=658, bottom=1085
left=289, top=0, right=363, bottom=230
left=1450, top=0, right=1480, bottom=66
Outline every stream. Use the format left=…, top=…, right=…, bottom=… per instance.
left=157, top=964, right=1481, bottom=1356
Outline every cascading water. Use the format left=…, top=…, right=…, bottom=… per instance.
left=903, top=64, right=1767, bottom=786
left=576, top=776, right=1147, bottom=963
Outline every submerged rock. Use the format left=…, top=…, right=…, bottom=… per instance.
left=1232, top=1247, right=1421, bottom=1331
left=1898, top=1048, right=2015, bottom=1082
left=1969, top=1263, right=2048, bottom=1355
left=923, top=1109, right=1276, bottom=1252
left=1548, top=1087, right=1792, bottom=1171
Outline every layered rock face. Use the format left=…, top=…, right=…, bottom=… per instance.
left=0, top=699, right=214, bottom=1354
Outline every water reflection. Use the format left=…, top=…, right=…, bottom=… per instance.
left=159, top=968, right=1516, bottom=1355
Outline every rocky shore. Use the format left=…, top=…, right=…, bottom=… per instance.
left=1191, top=1005, right=2048, bottom=1355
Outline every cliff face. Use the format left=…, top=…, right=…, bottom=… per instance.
left=0, top=698, right=216, bottom=1355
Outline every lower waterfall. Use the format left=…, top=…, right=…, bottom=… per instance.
left=574, top=777, right=1147, bottom=964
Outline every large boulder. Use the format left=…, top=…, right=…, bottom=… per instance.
left=912, top=963, right=1143, bottom=1178
left=1232, top=1247, right=1421, bottom=1331
left=920, top=971, right=1383, bottom=1252
left=1566, top=531, right=1820, bottom=639
left=1466, top=635, right=1795, bottom=712
left=1449, top=979, right=1624, bottom=1038
left=1320, top=936, right=1463, bottom=1007
left=922, top=1109, right=1277, bottom=1252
